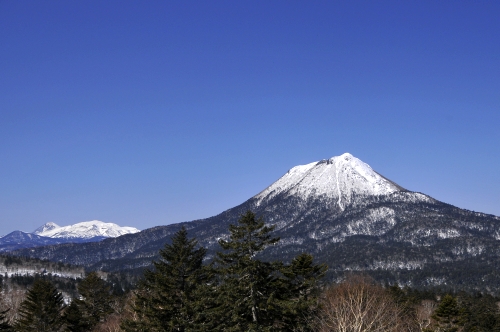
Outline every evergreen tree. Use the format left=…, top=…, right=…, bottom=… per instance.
left=213, top=210, right=280, bottom=331
left=456, top=293, right=500, bottom=332
left=272, top=253, right=326, bottom=331
left=69, top=272, right=114, bottom=331
left=432, top=294, right=462, bottom=332
left=63, top=301, right=89, bottom=332
left=0, top=309, right=12, bottom=332
left=122, top=226, right=207, bottom=332
left=14, top=279, right=65, bottom=332
left=212, top=211, right=324, bottom=331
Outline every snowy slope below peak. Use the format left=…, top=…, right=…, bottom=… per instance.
left=36, top=220, right=140, bottom=239
left=254, top=153, right=404, bottom=209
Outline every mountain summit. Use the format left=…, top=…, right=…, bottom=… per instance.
left=34, top=220, right=140, bottom=240
left=33, top=222, right=60, bottom=234
left=255, top=153, right=403, bottom=210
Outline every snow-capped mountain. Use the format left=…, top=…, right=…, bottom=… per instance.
left=255, top=153, right=403, bottom=210
left=0, top=220, right=140, bottom=252
left=34, top=220, right=140, bottom=240
left=11, top=153, right=500, bottom=292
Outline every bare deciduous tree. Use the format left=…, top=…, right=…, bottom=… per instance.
left=315, top=275, right=418, bottom=332
left=0, top=285, right=26, bottom=323
left=415, top=299, right=436, bottom=331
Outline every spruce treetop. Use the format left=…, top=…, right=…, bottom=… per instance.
left=15, top=279, right=65, bottom=332
left=217, top=210, right=279, bottom=261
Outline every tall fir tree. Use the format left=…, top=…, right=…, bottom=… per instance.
left=212, top=210, right=324, bottom=331
left=14, top=279, right=65, bottom=332
left=63, top=301, right=88, bottom=332
left=272, top=253, right=326, bottom=331
left=214, top=210, right=280, bottom=331
left=65, top=272, right=114, bottom=331
left=122, top=226, right=207, bottom=332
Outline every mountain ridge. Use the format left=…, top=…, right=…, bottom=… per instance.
left=0, top=220, right=140, bottom=252
left=8, top=153, right=500, bottom=292
left=34, top=220, right=140, bottom=239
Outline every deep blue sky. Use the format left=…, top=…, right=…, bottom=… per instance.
left=1, top=1, right=499, bottom=235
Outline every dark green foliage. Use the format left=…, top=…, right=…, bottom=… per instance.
left=122, top=226, right=207, bottom=332
left=213, top=211, right=325, bottom=331
left=66, top=272, right=114, bottom=331
left=272, top=253, right=327, bottom=331
left=0, top=308, right=12, bottom=331
left=432, top=294, right=462, bottom=332
left=14, top=279, right=65, bottom=332
left=63, top=302, right=89, bottom=332
left=106, top=272, right=134, bottom=295
left=213, top=211, right=280, bottom=330
left=456, top=292, right=500, bottom=332
left=7, top=273, right=79, bottom=298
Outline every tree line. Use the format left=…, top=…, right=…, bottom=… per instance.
left=2, top=210, right=500, bottom=331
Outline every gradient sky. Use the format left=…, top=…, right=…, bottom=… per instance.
left=1, top=1, right=499, bottom=235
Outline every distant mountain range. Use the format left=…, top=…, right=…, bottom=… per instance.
left=0, top=220, right=140, bottom=252
left=8, top=153, right=500, bottom=292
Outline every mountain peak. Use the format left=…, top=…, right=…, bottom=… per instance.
left=33, top=222, right=60, bottom=234
left=254, top=153, right=403, bottom=210
left=35, top=220, right=140, bottom=240
left=331, top=152, right=354, bottom=161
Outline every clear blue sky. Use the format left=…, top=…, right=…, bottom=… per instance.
left=1, top=1, right=499, bottom=235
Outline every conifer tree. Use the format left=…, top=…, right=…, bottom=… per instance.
left=213, top=210, right=327, bottom=331
left=272, top=253, right=326, bottom=331
left=70, top=272, right=114, bottom=331
left=214, top=210, right=280, bottom=330
left=0, top=309, right=11, bottom=332
left=122, top=226, right=207, bottom=332
left=432, top=294, right=462, bottom=332
left=63, top=301, right=88, bottom=332
left=14, top=279, right=65, bottom=332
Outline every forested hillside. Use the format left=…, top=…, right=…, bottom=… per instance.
left=2, top=214, right=500, bottom=331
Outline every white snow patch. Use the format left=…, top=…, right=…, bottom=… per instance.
left=437, top=229, right=461, bottom=239
left=370, top=260, right=423, bottom=270
left=341, top=207, right=396, bottom=237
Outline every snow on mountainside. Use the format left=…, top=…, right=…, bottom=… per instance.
left=33, top=222, right=60, bottom=234
left=254, top=153, right=404, bottom=210
left=34, top=220, right=140, bottom=239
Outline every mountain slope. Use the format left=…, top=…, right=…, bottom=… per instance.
left=0, top=231, right=67, bottom=252
left=10, top=153, right=500, bottom=292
